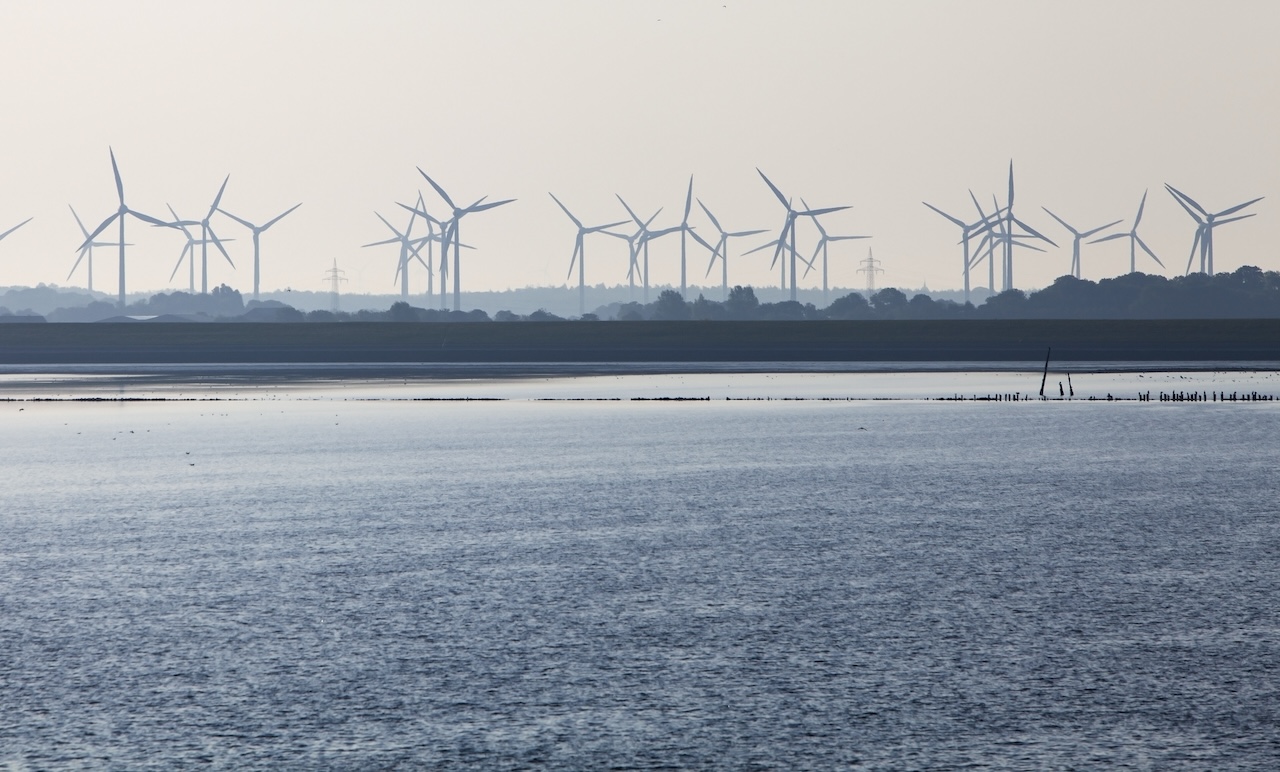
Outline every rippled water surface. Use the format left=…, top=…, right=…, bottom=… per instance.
left=2, top=374, right=1279, bottom=768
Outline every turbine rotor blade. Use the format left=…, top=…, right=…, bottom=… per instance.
left=923, top=201, right=965, bottom=228
left=417, top=168, right=456, bottom=210
left=262, top=203, right=302, bottom=229
left=548, top=192, right=582, bottom=228
left=756, top=168, right=790, bottom=209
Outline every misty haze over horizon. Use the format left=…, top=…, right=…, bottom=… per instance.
left=0, top=1, right=1275, bottom=300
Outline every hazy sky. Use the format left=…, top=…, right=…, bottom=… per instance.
left=1, top=0, right=1276, bottom=299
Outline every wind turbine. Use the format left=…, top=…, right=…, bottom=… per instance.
left=549, top=193, right=628, bottom=315
left=218, top=202, right=301, bottom=300
left=362, top=210, right=426, bottom=298
left=923, top=198, right=989, bottom=303
left=601, top=206, right=661, bottom=302
left=165, top=176, right=235, bottom=294
left=801, top=198, right=869, bottom=304
left=165, top=204, right=230, bottom=293
left=697, top=199, right=766, bottom=300
left=77, top=148, right=171, bottom=307
left=1164, top=185, right=1263, bottom=275
left=756, top=169, right=849, bottom=301
left=988, top=162, right=1057, bottom=291
left=397, top=193, right=446, bottom=304
left=970, top=193, right=1049, bottom=293
left=417, top=168, right=515, bottom=311
left=67, top=206, right=121, bottom=293
left=668, top=176, right=716, bottom=299
left=1040, top=208, right=1123, bottom=279
left=1088, top=191, right=1164, bottom=274
left=617, top=196, right=673, bottom=303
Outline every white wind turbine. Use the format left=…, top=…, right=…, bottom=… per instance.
left=77, top=148, right=171, bottom=307
left=218, top=202, right=301, bottom=300
left=602, top=206, right=661, bottom=302
left=165, top=176, right=236, bottom=294
left=1040, top=208, right=1123, bottom=279
left=165, top=204, right=231, bottom=293
left=617, top=196, right=673, bottom=304
left=986, top=162, right=1057, bottom=291
left=549, top=193, right=628, bottom=315
left=362, top=210, right=427, bottom=298
left=668, top=177, right=715, bottom=299
left=801, top=198, right=869, bottom=304
left=67, top=206, right=120, bottom=293
left=418, top=168, right=515, bottom=311
left=756, top=169, right=849, bottom=301
left=923, top=196, right=991, bottom=303
left=1164, top=185, right=1263, bottom=275
left=697, top=199, right=766, bottom=301
left=1088, top=191, right=1164, bottom=275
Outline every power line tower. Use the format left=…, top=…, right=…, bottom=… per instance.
left=856, top=248, right=884, bottom=295
left=324, top=259, right=348, bottom=312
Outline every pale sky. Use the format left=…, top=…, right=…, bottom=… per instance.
left=1, top=0, right=1276, bottom=299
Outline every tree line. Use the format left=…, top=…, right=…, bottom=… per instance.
left=8, top=266, right=1280, bottom=322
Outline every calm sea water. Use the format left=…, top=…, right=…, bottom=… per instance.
left=2, top=373, right=1279, bottom=768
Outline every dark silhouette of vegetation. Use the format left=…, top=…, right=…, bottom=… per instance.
left=21, top=266, right=1280, bottom=323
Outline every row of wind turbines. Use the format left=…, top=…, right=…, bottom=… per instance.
left=0, top=152, right=1265, bottom=313
left=0, top=149, right=301, bottom=308
left=367, top=168, right=870, bottom=315
left=925, top=162, right=1265, bottom=304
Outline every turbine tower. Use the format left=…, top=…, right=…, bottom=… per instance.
left=989, top=162, right=1057, bottom=291
left=1088, top=191, right=1164, bottom=274
left=397, top=193, right=446, bottom=304
left=670, top=177, right=715, bottom=299
left=77, top=148, right=171, bottom=308
left=68, top=206, right=119, bottom=293
left=617, top=196, right=671, bottom=304
left=166, top=176, right=235, bottom=294
left=218, top=202, right=301, bottom=301
left=418, top=168, right=515, bottom=312
left=600, top=207, right=660, bottom=302
left=165, top=204, right=229, bottom=293
left=697, top=199, right=766, bottom=301
left=802, top=198, right=869, bottom=304
left=1040, top=208, right=1122, bottom=279
left=1164, top=184, right=1263, bottom=275
left=549, top=193, right=628, bottom=315
left=362, top=210, right=426, bottom=298
left=923, top=197, right=989, bottom=303
left=756, top=169, right=849, bottom=301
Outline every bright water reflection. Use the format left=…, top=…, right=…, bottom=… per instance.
left=1, top=382, right=1279, bottom=768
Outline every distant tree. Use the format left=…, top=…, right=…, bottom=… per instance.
left=825, top=291, right=871, bottom=320
left=579, top=312, right=600, bottom=321
left=494, top=310, right=521, bottom=322
left=869, top=287, right=909, bottom=318
left=527, top=309, right=563, bottom=322
left=756, top=300, right=806, bottom=320
left=306, top=309, right=339, bottom=322
left=724, top=285, right=759, bottom=319
left=690, top=294, right=723, bottom=320
left=650, top=290, right=690, bottom=320
left=978, top=289, right=1028, bottom=318
left=388, top=301, right=420, bottom=322
left=615, top=302, right=646, bottom=321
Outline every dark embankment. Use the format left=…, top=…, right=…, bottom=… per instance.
left=0, top=319, right=1278, bottom=365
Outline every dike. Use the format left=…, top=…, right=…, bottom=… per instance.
left=0, top=319, right=1278, bottom=364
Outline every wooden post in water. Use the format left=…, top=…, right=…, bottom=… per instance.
left=1039, top=347, right=1052, bottom=398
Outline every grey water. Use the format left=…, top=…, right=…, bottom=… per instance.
left=2, top=378, right=1279, bottom=768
